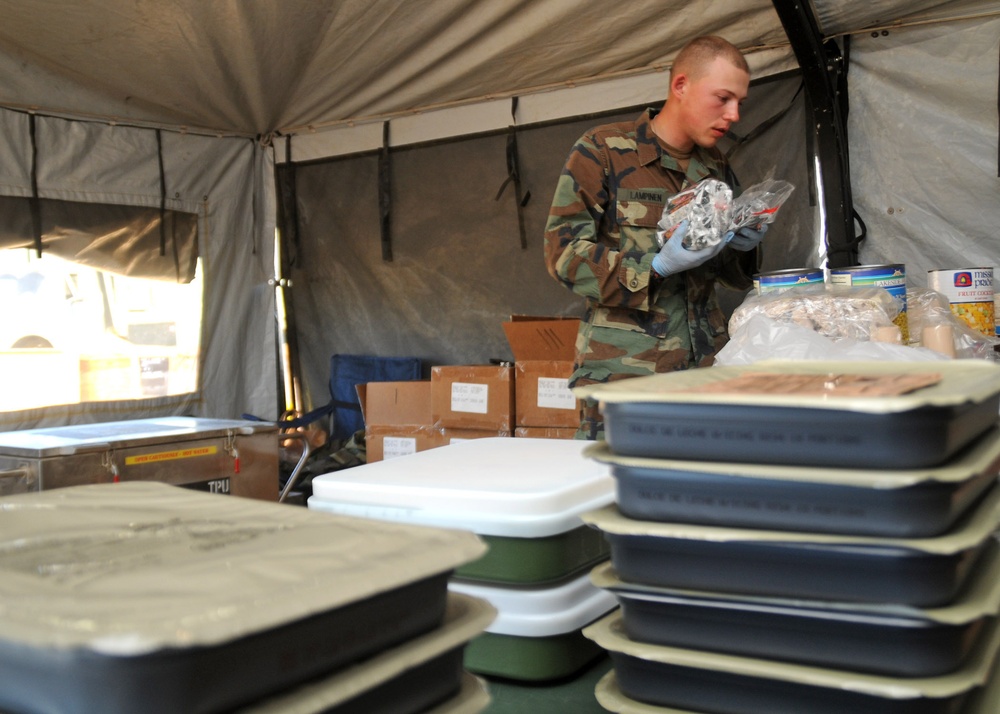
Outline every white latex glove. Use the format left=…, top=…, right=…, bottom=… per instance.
left=652, top=220, right=726, bottom=277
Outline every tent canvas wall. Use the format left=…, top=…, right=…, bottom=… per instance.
left=0, top=0, right=995, bottom=429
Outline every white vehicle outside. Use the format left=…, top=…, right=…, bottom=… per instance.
left=0, top=250, right=203, bottom=410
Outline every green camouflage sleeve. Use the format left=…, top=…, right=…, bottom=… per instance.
left=714, top=244, right=759, bottom=291
left=543, top=136, right=658, bottom=310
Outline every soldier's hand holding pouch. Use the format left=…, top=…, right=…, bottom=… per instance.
left=652, top=220, right=726, bottom=277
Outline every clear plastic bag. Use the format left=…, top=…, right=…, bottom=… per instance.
left=729, top=179, right=796, bottom=232
left=655, top=177, right=795, bottom=250
left=656, top=178, right=732, bottom=250
left=907, top=288, right=1000, bottom=360
left=728, top=283, right=902, bottom=343
left=715, top=314, right=949, bottom=366
left=717, top=284, right=1000, bottom=366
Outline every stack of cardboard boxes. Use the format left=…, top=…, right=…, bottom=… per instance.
left=360, top=317, right=582, bottom=462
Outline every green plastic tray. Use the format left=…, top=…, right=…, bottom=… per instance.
left=456, top=525, right=609, bottom=585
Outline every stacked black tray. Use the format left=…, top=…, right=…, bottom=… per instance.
left=575, top=360, right=1000, bottom=714
left=0, top=481, right=494, bottom=714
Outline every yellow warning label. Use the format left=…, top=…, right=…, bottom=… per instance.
left=125, top=445, right=218, bottom=466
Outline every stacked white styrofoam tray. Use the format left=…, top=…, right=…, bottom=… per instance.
left=0, top=481, right=486, bottom=714
left=449, top=572, right=617, bottom=638
left=309, top=438, right=614, bottom=538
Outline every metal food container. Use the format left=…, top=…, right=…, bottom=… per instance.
left=0, top=416, right=280, bottom=500
left=309, top=437, right=615, bottom=585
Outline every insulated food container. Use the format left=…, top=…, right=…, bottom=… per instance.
left=449, top=572, right=617, bottom=681
left=310, top=437, right=614, bottom=584
left=0, top=416, right=279, bottom=499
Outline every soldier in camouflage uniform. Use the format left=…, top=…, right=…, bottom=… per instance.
left=544, top=36, right=764, bottom=440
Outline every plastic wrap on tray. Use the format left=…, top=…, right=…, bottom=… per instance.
left=909, top=287, right=1000, bottom=360
left=729, top=283, right=901, bottom=342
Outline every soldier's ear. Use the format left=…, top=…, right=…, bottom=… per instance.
left=670, top=72, right=689, bottom=100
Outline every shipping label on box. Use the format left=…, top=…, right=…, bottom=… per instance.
left=431, top=365, right=514, bottom=431
left=538, top=376, right=575, bottom=410
left=450, top=382, right=490, bottom=414
left=382, top=435, right=418, bottom=460
left=365, top=424, right=446, bottom=463
left=514, top=360, right=580, bottom=428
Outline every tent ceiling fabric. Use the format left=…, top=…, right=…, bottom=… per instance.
left=1, top=0, right=987, bottom=140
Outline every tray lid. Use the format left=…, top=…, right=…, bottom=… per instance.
left=449, top=572, right=617, bottom=637
left=235, top=593, right=495, bottom=714
left=581, top=483, right=1000, bottom=555
left=584, top=609, right=1000, bottom=700
left=574, top=359, right=1000, bottom=414
left=0, top=482, right=486, bottom=654
left=0, top=417, right=279, bottom=458
left=584, top=427, right=1000, bottom=488
left=589, top=536, right=1000, bottom=625
left=309, top=438, right=614, bottom=538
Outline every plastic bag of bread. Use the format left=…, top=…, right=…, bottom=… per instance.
left=728, top=283, right=902, bottom=343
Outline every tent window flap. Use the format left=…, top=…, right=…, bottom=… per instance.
left=0, top=196, right=198, bottom=283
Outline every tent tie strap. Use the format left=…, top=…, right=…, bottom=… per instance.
left=378, top=121, right=393, bottom=261
left=28, top=113, right=42, bottom=258
left=494, top=96, right=530, bottom=249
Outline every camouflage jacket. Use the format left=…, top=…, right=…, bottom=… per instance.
left=544, top=109, right=757, bottom=373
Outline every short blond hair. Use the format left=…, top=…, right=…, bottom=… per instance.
left=673, top=36, right=749, bottom=79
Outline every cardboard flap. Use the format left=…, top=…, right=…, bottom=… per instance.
left=503, top=317, right=580, bottom=361
left=362, top=381, right=434, bottom=427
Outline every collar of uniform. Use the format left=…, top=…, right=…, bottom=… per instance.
left=639, top=108, right=729, bottom=180
left=635, top=109, right=663, bottom=167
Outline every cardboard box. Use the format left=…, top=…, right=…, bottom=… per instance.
left=360, top=380, right=434, bottom=427
left=502, top=317, right=581, bottom=428
left=515, top=427, right=578, bottom=440
left=431, top=365, right=514, bottom=431
left=359, top=380, right=440, bottom=463
left=366, top=425, right=447, bottom=462
left=442, top=427, right=512, bottom=443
